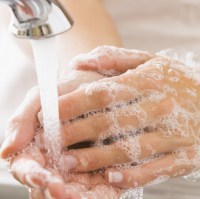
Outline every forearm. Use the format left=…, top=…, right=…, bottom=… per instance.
left=57, top=0, right=122, bottom=70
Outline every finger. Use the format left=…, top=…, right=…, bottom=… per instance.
left=60, top=96, right=173, bottom=148
left=0, top=71, right=103, bottom=159
left=59, top=97, right=177, bottom=172
left=11, top=146, right=45, bottom=187
left=11, top=155, right=46, bottom=188
left=29, top=189, right=45, bottom=199
left=58, top=82, right=136, bottom=122
left=0, top=87, right=40, bottom=159
left=70, top=46, right=154, bottom=75
left=57, top=71, right=103, bottom=96
left=61, top=146, right=128, bottom=172
left=61, top=113, right=112, bottom=147
left=11, top=152, right=64, bottom=191
left=105, top=150, right=195, bottom=189
left=59, top=61, right=173, bottom=123
left=61, top=129, right=194, bottom=172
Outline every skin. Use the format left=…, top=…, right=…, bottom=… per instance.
left=1, top=0, right=199, bottom=198
left=1, top=46, right=200, bottom=197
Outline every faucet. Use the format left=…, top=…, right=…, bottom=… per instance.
left=0, top=0, right=73, bottom=39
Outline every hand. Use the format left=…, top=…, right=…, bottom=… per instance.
left=0, top=46, right=153, bottom=197
left=2, top=70, right=107, bottom=198
left=0, top=46, right=152, bottom=159
left=56, top=52, right=200, bottom=188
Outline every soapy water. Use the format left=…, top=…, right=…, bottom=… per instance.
left=27, top=44, right=200, bottom=198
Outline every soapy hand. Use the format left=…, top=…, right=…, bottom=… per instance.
left=3, top=70, right=114, bottom=199
left=1, top=45, right=200, bottom=194
left=56, top=46, right=200, bottom=188
left=0, top=46, right=153, bottom=198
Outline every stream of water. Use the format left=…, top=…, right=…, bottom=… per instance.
left=31, top=37, right=61, bottom=166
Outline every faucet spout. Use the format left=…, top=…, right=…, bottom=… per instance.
left=0, top=0, right=73, bottom=39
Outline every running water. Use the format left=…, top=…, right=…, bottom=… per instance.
left=31, top=37, right=61, bottom=167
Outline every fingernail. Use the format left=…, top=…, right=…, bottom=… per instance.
left=61, top=155, right=78, bottom=171
left=108, top=171, right=124, bottom=183
left=0, top=134, right=16, bottom=158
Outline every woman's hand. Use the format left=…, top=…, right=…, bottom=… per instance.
left=2, top=70, right=108, bottom=198
left=0, top=46, right=153, bottom=198
left=5, top=70, right=121, bottom=199
left=55, top=53, right=200, bottom=188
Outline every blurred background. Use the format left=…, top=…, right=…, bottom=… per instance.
left=1, top=0, right=200, bottom=198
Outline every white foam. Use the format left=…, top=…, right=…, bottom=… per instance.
left=157, top=49, right=200, bottom=85
left=120, top=187, right=143, bottom=199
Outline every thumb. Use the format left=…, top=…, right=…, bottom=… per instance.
left=70, top=45, right=154, bottom=76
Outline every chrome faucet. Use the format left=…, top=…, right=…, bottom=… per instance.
left=0, top=0, right=73, bottom=39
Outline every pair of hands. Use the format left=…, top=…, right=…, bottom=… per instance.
left=1, top=46, right=200, bottom=199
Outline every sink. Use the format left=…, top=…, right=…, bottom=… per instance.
left=0, top=160, right=28, bottom=199
left=0, top=185, right=28, bottom=199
